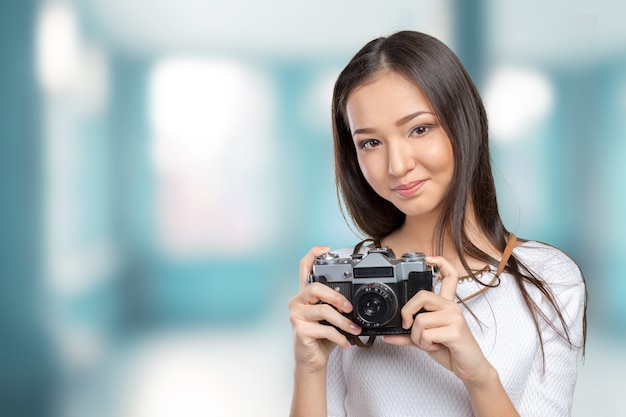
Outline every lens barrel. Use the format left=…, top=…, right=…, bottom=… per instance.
left=353, top=283, right=397, bottom=327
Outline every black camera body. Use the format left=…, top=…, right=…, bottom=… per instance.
left=309, top=247, right=434, bottom=337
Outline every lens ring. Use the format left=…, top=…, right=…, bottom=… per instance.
left=353, top=283, right=398, bottom=327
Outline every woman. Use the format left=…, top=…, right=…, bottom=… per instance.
left=288, top=31, right=586, bottom=417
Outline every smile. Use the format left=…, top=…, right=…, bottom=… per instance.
left=393, top=180, right=426, bottom=198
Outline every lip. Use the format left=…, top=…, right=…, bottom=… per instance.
left=393, top=180, right=426, bottom=198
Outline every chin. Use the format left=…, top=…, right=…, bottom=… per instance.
left=392, top=201, right=442, bottom=219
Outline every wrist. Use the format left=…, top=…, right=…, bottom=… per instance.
left=463, top=365, right=520, bottom=417
left=294, top=360, right=328, bottom=377
left=462, top=363, right=499, bottom=390
left=291, top=364, right=328, bottom=417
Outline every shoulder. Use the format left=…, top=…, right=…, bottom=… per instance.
left=512, top=240, right=584, bottom=289
left=512, top=241, right=587, bottom=348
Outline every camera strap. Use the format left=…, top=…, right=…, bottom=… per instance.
left=352, top=238, right=381, bottom=255
left=351, top=334, right=376, bottom=348
left=347, top=233, right=518, bottom=347
left=457, top=233, right=518, bottom=304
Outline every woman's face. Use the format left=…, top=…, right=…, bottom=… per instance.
left=345, top=71, right=454, bottom=220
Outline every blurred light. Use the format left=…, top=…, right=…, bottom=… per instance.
left=150, top=59, right=247, bottom=151
left=488, top=0, right=626, bottom=64
left=149, top=58, right=277, bottom=257
left=298, top=71, right=338, bottom=132
left=117, top=329, right=291, bottom=417
left=484, top=66, right=555, bottom=142
left=48, top=240, right=119, bottom=296
left=37, top=0, right=112, bottom=299
left=52, top=323, right=107, bottom=371
left=36, top=2, right=81, bottom=93
left=86, top=0, right=453, bottom=58
left=72, top=44, right=110, bottom=115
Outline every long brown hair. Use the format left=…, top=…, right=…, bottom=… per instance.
left=332, top=31, right=586, bottom=356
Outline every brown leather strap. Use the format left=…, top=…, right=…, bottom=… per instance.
left=349, top=335, right=376, bottom=348
left=457, top=233, right=518, bottom=303
left=352, top=238, right=381, bottom=255
left=351, top=233, right=518, bottom=347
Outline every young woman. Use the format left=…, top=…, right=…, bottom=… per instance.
left=288, top=31, right=586, bottom=417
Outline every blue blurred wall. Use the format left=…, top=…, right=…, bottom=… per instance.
left=2, top=1, right=626, bottom=416
left=0, top=1, right=57, bottom=416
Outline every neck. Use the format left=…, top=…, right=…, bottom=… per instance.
left=381, top=212, right=453, bottom=256
left=380, top=206, right=500, bottom=273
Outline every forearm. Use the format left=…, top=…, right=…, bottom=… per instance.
left=290, top=364, right=328, bottom=417
left=465, top=365, right=520, bottom=417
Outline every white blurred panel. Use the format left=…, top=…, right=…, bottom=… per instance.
left=488, top=0, right=626, bottom=64
left=149, top=58, right=278, bottom=257
left=116, top=328, right=292, bottom=417
left=84, top=0, right=454, bottom=57
left=484, top=66, right=555, bottom=142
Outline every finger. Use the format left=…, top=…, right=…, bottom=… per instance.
left=415, top=328, right=451, bottom=370
left=426, top=256, right=459, bottom=300
left=299, top=246, right=331, bottom=289
left=399, top=291, right=427, bottom=329
left=296, top=320, right=352, bottom=350
left=399, top=291, right=455, bottom=329
left=418, top=327, right=454, bottom=352
left=299, top=282, right=353, bottom=313
left=414, top=310, right=468, bottom=351
left=381, top=334, right=413, bottom=346
left=299, top=303, right=362, bottom=336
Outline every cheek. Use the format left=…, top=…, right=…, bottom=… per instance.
left=357, top=156, right=384, bottom=186
left=424, top=142, right=454, bottom=177
left=357, top=163, right=373, bottom=187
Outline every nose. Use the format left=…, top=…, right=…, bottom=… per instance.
left=387, top=140, right=415, bottom=177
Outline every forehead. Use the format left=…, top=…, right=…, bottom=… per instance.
left=345, top=71, right=434, bottom=128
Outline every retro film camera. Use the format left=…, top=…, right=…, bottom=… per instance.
left=309, top=247, right=435, bottom=346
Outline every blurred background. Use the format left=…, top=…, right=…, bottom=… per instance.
left=1, top=0, right=624, bottom=416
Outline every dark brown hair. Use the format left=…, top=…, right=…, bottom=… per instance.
left=331, top=31, right=586, bottom=356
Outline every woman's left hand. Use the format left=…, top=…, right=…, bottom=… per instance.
left=382, top=256, right=491, bottom=384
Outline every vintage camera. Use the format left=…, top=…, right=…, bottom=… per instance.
left=309, top=247, right=434, bottom=339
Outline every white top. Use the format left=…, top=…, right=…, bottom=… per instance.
left=326, top=241, right=586, bottom=417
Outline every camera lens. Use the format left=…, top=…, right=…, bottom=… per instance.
left=353, top=283, right=397, bottom=327
left=363, top=297, right=383, bottom=317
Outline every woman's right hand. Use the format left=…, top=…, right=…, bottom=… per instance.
left=288, top=246, right=362, bottom=372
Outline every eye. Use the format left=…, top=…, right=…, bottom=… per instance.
left=359, top=139, right=382, bottom=149
left=410, top=125, right=432, bottom=137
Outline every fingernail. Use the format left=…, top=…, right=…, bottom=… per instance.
left=349, top=323, right=361, bottom=334
left=342, top=301, right=352, bottom=311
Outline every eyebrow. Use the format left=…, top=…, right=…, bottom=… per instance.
left=351, top=111, right=435, bottom=137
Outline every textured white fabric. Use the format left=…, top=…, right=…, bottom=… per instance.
left=325, top=241, right=586, bottom=417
